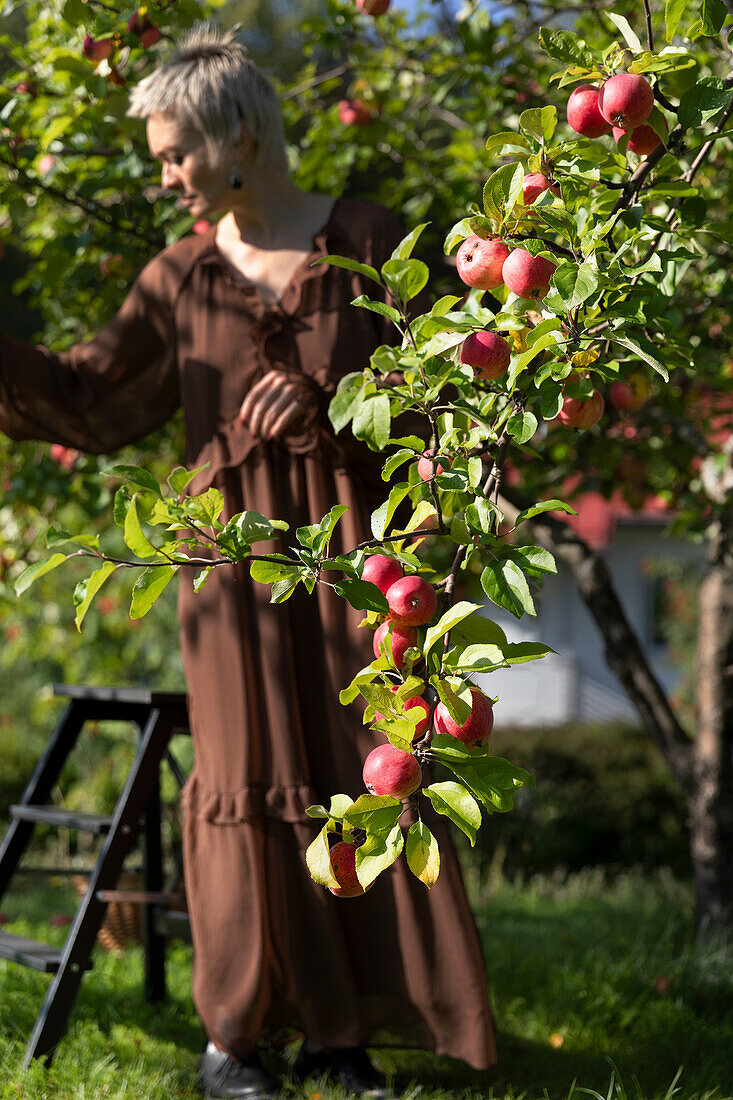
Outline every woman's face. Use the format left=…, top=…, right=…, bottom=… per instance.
left=146, top=112, right=234, bottom=218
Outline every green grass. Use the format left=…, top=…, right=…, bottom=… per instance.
left=0, top=869, right=730, bottom=1099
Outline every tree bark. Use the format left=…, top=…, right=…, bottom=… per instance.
left=691, top=536, right=733, bottom=929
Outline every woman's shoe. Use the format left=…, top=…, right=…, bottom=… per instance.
left=293, top=1043, right=389, bottom=1097
left=197, top=1047, right=279, bottom=1099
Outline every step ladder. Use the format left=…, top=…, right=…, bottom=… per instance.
left=0, top=684, right=191, bottom=1067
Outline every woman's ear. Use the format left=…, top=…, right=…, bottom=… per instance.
left=232, top=120, right=254, bottom=161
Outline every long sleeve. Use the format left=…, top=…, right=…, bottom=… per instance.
left=0, top=248, right=182, bottom=454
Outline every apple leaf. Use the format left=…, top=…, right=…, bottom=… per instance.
left=123, top=497, right=159, bottom=560
left=547, top=262, right=600, bottom=312
left=613, top=335, right=669, bottom=381
left=46, top=527, right=100, bottom=551
left=371, top=481, right=412, bottom=540
left=270, top=575, right=302, bottom=603
left=605, top=12, right=643, bottom=53
left=351, top=295, right=403, bottom=326
left=103, top=464, right=162, bottom=496
left=423, top=781, right=482, bottom=846
left=519, top=105, right=557, bottom=145
left=382, top=448, right=417, bottom=481
left=382, top=258, right=429, bottom=303
left=344, top=794, right=402, bottom=834
left=665, top=0, right=687, bottom=41
left=503, top=641, right=555, bottom=663
left=678, top=79, right=731, bottom=130
left=513, top=499, right=577, bottom=526
left=305, top=824, right=340, bottom=889
left=485, top=130, right=532, bottom=158
left=390, top=222, right=429, bottom=261
left=504, top=545, right=557, bottom=575
left=451, top=612, right=508, bottom=648
left=627, top=48, right=695, bottom=74
left=506, top=410, right=538, bottom=445
left=314, top=254, right=380, bottom=284
left=129, top=564, right=178, bottom=620
left=405, top=821, right=441, bottom=887
left=167, top=464, right=209, bottom=496
left=73, top=561, right=117, bottom=631
left=431, top=677, right=473, bottom=725
left=429, top=743, right=535, bottom=814
left=334, top=578, right=389, bottom=613
left=249, top=556, right=301, bottom=583
left=481, top=560, right=536, bottom=619
left=329, top=373, right=368, bottom=434
left=193, top=568, right=211, bottom=593
left=339, top=667, right=380, bottom=706
left=353, top=390, right=392, bottom=452
left=424, top=600, right=482, bottom=656
left=450, top=642, right=506, bottom=674
left=355, top=821, right=404, bottom=889
left=15, top=553, right=69, bottom=596
left=483, top=163, right=524, bottom=227
left=508, top=329, right=564, bottom=387
left=700, top=0, right=728, bottom=36
left=537, top=27, right=597, bottom=69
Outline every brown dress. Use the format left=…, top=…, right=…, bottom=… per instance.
left=0, top=197, right=496, bottom=1068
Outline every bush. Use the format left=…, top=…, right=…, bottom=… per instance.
left=459, top=721, right=691, bottom=880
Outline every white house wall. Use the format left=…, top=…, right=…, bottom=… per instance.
left=475, top=520, right=705, bottom=728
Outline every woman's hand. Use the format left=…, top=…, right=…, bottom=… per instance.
left=238, top=370, right=309, bottom=439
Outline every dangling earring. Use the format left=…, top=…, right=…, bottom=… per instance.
left=229, top=164, right=243, bottom=190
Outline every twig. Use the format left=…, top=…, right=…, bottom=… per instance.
left=0, top=153, right=163, bottom=248
left=642, top=0, right=654, bottom=51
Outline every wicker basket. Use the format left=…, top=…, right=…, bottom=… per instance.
left=73, top=871, right=143, bottom=953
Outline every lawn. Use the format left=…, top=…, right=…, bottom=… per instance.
left=0, top=868, right=730, bottom=1100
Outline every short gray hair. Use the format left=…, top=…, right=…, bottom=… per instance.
left=127, top=22, right=288, bottom=173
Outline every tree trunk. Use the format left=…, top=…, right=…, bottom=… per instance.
left=691, top=552, right=733, bottom=929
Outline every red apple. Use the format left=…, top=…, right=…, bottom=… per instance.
left=435, top=687, right=494, bottom=746
left=523, top=172, right=560, bottom=205
left=50, top=444, right=80, bottom=470
left=417, top=450, right=449, bottom=481
left=328, top=841, right=371, bottom=898
left=363, top=744, right=422, bottom=798
left=598, top=73, right=654, bottom=130
left=502, top=249, right=556, bottom=299
left=386, top=575, right=437, bottom=627
left=128, top=10, right=161, bottom=45
left=362, top=554, right=404, bottom=595
left=357, top=0, right=391, bottom=13
left=558, top=389, right=604, bottom=429
left=338, top=99, right=371, bottom=127
left=83, top=35, right=114, bottom=61
left=141, top=25, right=162, bottom=47
left=373, top=620, right=418, bottom=668
left=460, top=331, right=511, bottom=381
left=566, top=85, right=611, bottom=137
left=610, top=373, right=651, bottom=412
left=374, top=686, right=431, bottom=739
left=456, top=234, right=510, bottom=290
left=612, top=120, right=666, bottom=156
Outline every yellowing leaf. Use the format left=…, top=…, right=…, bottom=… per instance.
left=406, top=821, right=441, bottom=887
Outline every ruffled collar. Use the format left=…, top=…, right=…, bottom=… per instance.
left=195, top=195, right=348, bottom=319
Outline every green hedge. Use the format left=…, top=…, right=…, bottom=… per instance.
left=459, top=721, right=691, bottom=879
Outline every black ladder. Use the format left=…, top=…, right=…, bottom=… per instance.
left=0, top=684, right=190, bottom=1067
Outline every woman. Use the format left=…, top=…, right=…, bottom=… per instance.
left=0, top=25, right=495, bottom=1099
